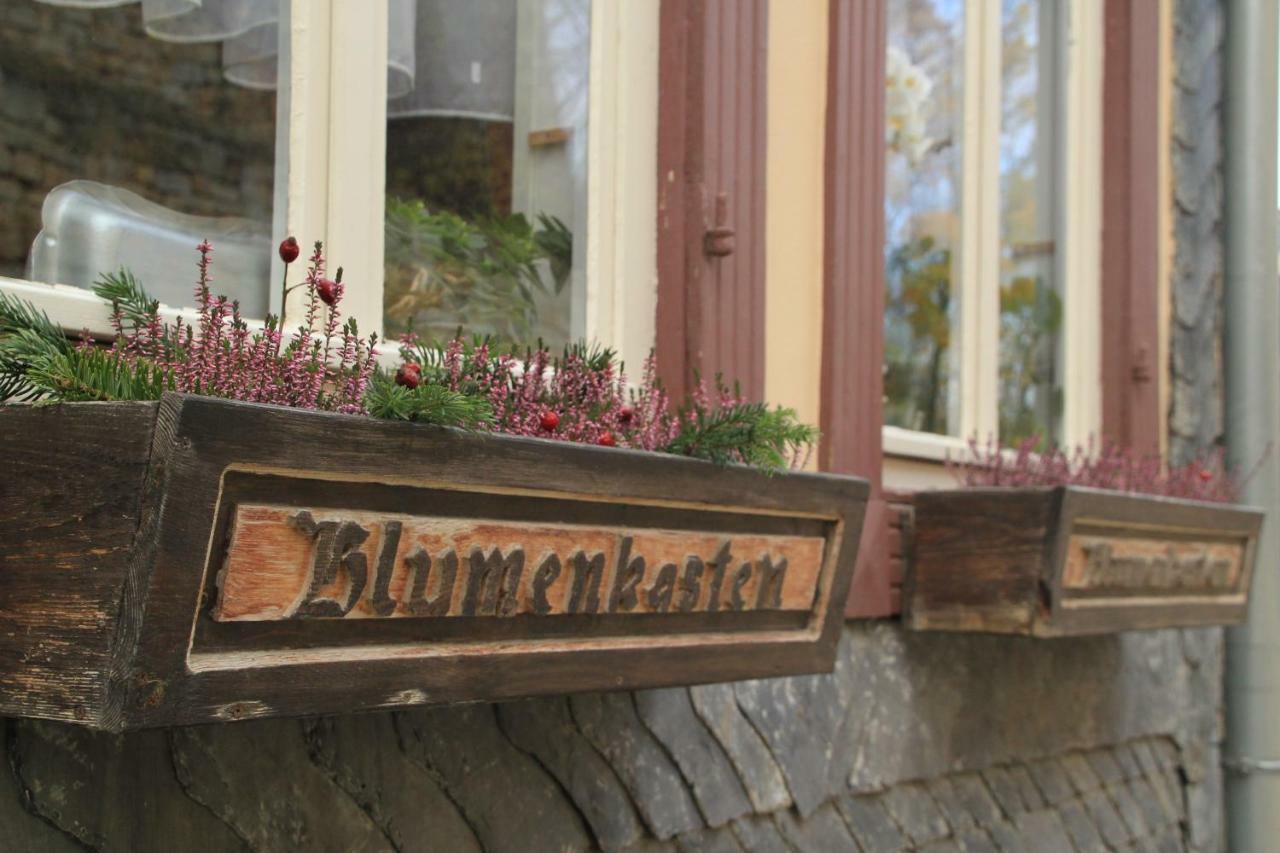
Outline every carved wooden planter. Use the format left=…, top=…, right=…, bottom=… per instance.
left=903, top=487, right=1262, bottom=637
left=0, top=394, right=866, bottom=731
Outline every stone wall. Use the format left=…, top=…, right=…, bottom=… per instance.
left=0, top=2, right=275, bottom=279
left=1169, top=0, right=1226, bottom=463
left=0, top=625, right=1223, bottom=851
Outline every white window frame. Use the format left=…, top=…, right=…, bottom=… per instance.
left=0, top=0, right=658, bottom=374
left=883, top=0, right=1102, bottom=474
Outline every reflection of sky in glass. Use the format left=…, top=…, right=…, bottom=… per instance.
left=533, top=0, right=590, bottom=178
left=885, top=0, right=962, bottom=251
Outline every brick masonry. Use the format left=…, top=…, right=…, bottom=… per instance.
left=0, top=2, right=276, bottom=280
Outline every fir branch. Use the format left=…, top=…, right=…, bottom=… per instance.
left=93, top=268, right=160, bottom=337
left=667, top=401, right=819, bottom=472
left=24, top=345, right=171, bottom=403
left=0, top=291, right=72, bottom=401
left=365, top=372, right=493, bottom=428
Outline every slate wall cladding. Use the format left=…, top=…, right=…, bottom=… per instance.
left=1170, top=0, right=1226, bottom=463
left=0, top=625, right=1223, bottom=851
left=0, top=1, right=1231, bottom=851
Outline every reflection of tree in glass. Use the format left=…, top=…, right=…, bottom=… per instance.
left=883, top=0, right=963, bottom=436
left=383, top=198, right=572, bottom=343
left=884, top=236, right=952, bottom=434
left=998, top=274, right=1062, bottom=446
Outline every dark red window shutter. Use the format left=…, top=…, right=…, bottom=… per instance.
left=822, top=0, right=891, bottom=618
left=656, top=0, right=768, bottom=402
left=1101, top=0, right=1162, bottom=456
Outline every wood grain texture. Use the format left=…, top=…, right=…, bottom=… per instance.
left=1101, top=0, right=1162, bottom=455
left=905, top=486, right=1263, bottom=636
left=0, top=394, right=867, bottom=729
left=821, top=0, right=891, bottom=619
left=0, top=402, right=157, bottom=725
left=213, top=504, right=825, bottom=621
left=655, top=0, right=768, bottom=402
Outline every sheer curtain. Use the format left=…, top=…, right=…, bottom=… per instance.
left=29, top=0, right=517, bottom=118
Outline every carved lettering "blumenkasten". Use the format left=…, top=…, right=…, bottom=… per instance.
left=213, top=505, right=827, bottom=622
left=1063, top=534, right=1245, bottom=593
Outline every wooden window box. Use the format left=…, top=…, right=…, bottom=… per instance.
left=903, top=487, right=1262, bottom=636
left=0, top=394, right=867, bottom=731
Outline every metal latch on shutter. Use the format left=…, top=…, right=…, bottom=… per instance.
left=703, top=192, right=736, bottom=258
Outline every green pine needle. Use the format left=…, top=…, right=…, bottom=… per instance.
left=365, top=372, right=494, bottom=429
left=23, top=344, right=171, bottom=403
left=667, top=401, right=819, bottom=471
left=93, top=268, right=161, bottom=337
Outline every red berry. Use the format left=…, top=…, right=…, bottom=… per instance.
left=278, top=236, right=300, bottom=264
left=618, top=406, right=634, bottom=424
left=316, top=278, right=339, bottom=306
left=598, top=431, right=617, bottom=448
left=394, top=364, right=421, bottom=389
left=540, top=411, right=560, bottom=432
left=1199, top=468, right=1214, bottom=482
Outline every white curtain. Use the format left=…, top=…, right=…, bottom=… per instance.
left=31, top=0, right=520, bottom=121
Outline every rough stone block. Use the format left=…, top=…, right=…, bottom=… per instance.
left=570, top=693, right=703, bottom=841
left=1126, top=778, right=1174, bottom=837
left=676, top=825, right=744, bottom=853
left=1026, top=759, right=1075, bottom=805
left=1061, top=754, right=1103, bottom=795
left=949, top=773, right=1005, bottom=826
left=728, top=815, right=790, bottom=853
left=497, top=697, right=646, bottom=851
left=926, top=777, right=977, bottom=832
left=981, top=767, right=1028, bottom=817
left=1082, top=789, right=1132, bottom=848
left=1007, top=765, right=1046, bottom=810
left=880, top=783, right=949, bottom=845
left=1085, top=749, right=1127, bottom=786
left=170, top=719, right=394, bottom=853
left=395, top=705, right=592, bottom=853
left=689, top=684, right=791, bottom=814
left=1011, top=810, right=1075, bottom=853
left=1057, top=799, right=1106, bottom=853
left=1112, top=743, right=1144, bottom=780
left=1107, top=782, right=1151, bottom=839
left=635, top=688, right=753, bottom=828
left=773, top=803, right=858, bottom=852
left=836, top=792, right=909, bottom=853
left=733, top=642, right=857, bottom=816
left=305, top=714, right=482, bottom=853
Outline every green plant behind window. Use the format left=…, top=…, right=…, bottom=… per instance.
left=384, top=198, right=573, bottom=343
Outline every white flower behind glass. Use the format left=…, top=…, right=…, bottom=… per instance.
left=886, top=45, right=935, bottom=165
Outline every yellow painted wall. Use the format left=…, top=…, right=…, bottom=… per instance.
left=764, top=0, right=828, bottom=434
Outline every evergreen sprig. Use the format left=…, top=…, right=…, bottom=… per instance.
left=364, top=371, right=494, bottom=428
left=0, top=292, right=72, bottom=400
left=95, top=268, right=160, bottom=335
left=667, top=400, right=819, bottom=470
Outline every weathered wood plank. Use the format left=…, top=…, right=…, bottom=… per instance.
left=0, top=394, right=867, bottom=729
left=0, top=402, right=157, bottom=725
left=904, top=486, right=1263, bottom=637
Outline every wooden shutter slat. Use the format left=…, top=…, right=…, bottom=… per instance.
left=821, top=0, right=891, bottom=619
left=657, top=0, right=768, bottom=402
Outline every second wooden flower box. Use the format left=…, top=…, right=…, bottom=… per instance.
left=904, top=486, right=1262, bottom=636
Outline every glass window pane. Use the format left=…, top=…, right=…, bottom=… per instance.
left=1, top=0, right=284, bottom=317
left=998, top=0, right=1061, bottom=445
left=384, top=0, right=589, bottom=348
left=883, top=0, right=964, bottom=436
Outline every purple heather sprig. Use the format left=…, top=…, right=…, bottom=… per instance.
left=100, top=238, right=378, bottom=413
left=948, top=435, right=1254, bottom=503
